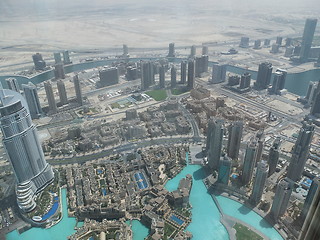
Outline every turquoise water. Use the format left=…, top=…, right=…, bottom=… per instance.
left=126, top=220, right=149, bottom=240
left=216, top=195, right=282, bottom=240
left=165, top=165, right=228, bottom=240
left=165, top=165, right=283, bottom=240
left=6, top=188, right=82, bottom=240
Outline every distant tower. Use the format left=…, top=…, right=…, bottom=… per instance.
left=242, top=140, right=258, bottom=185
left=218, top=155, right=232, bottom=185
left=255, top=130, right=265, bottom=163
left=123, top=44, right=129, bottom=56
left=269, top=69, right=287, bottom=94
left=253, top=40, right=261, bottom=49
left=170, top=66, right=177, bottom=88
left=22, top=82, right=42, bottom=119
left=187, top=59, right=195, bottom=89
left=195, top=55, right=208, bottom=77
left=57, top=80, right=68, bottom=105
left=168, top=43, right=175, bottom=58
left=44, top=81, right=58, bottom=114
left=62, top=50, right=71, bottom=64
left=299, top=177, right=320, bottom=240
left=54, top=52, right=62, bottom=64
left=99, top=67, right=119, bottom=87
left=268, top=137, right=281, bottom=176
left=227, top=121, right=243, bottom=160
left=73, top=74, right=83, bottom=106
left=5, top=78, right=20, bottom=92
left=310, top=80, right=320, bottom=116
left=254, top=62, right=273, bottom=90
left=54, top=63, right=65, bottom=79
left=301, top=177, right=320, bottom=222
left=180, top=61, right=187, bottom=84
left=306, top=81, right=318, bottom=106
left=270, top=178, right=294, bottom=221
left=141, top=61, right=155, bottom=90
left=190, top=45, right=196, bottom=57
left=287, top=121, right=315, bottom=182
left=32, top=53, right=46, bottom=70
left=300, top=18, right=318, bottom=63
left=159, top=65, right=165, bottom=89
left=0, top=89, right=54, bottom=212
left=239, top=37, right=249, bottom=48
left=251, top=160, right=269, bottom=205
left=276, top=37, right=283, bottom=46
left=206, top=118, right=224, bottom=170
left=211, top=64, right=227, bottom=84
left=239, top=72, right=251, bottom=89
left=202, top=45, right=209, bottom=55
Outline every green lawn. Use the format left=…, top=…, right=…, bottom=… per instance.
left=146, top=89, right=167, bottom=101
left=171, top=88, right=189, bottom=95
left=233, top=223, right=263, bottom=240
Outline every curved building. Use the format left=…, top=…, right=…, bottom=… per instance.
left=0, top=89, right=54, bottom=212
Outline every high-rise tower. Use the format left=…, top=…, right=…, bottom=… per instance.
left=218, top=155, right=232, bottom=185
left=270, top=178, right=294, bottom=221
left=287, top=121, right=315, bottom=182
left=0, top=89, right=54, bottom=212
left=168, top=43, right=175, bottom=58
left=187, top=59, right=195, bottom=89
left=211, top=64, right=227, bottom=84
left=299, top=177, right=320, bottom=240
left=159, top=65, right=165, bottom=89
left=301, top=177, right=320, bottom=222
left=57, top=79, right=68, bottom=105
left=44, top=80, right=58, bottom=114
left=242, top=139, right=258, bottom=185
left=300, top=19, right=318, bottom=63
left=180, top=61, right=187, bottom=84
left=5, top=78, right=20, bottom=93
left=73, top=74, right=83, bottom=106
left=251, top=160, right=269, bottom=205
left=206, top=118, right=224, bottom=170
left=268, top=137, right=281, bottom=176
left=227, top=121, right=243, bottom=160
left=22, top=82, right=42, bottom=119
left=254, top=62, right=273, bottom=90
left=170, top=66, right=177, bottom=88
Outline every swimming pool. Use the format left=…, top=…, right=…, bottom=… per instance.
left=170, top=215, right=184, bottom=225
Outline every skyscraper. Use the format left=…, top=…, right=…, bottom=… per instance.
left=218, top=155, right=232, bottom=185
left=73, top=74, right=83, bottom=106
left=301, top=177, right=320, bottom=222
left=299, top=177, right=320, bottom=240
left=254, top=62, right=273, bottom=90
left=305, top=81, right=318, bottom=106
left=32, top=53, right=46, bottom=70
left=206, top=118, right=224, bottom=170
left=170, top=66, right=177, bottom=88
left=54, top=52, right=62, bottom=64
left=269, top=69, right=287, bottom=94
left=211, top=64, right=227, bottom=84
left=310, top=80, right=320, bottom=116
left=251, top=160, right=269, bottom=205
left=268, top=137, right=281, bottom=176
left=54, top=63, right=65, bottom=79
left=180, top=61, right=187, bottom=84
left=239, top=72, right=251, bottom=89
left=0, top=89, right=54, bottom=212
left=57, top=79, right=68, bottom=105
left=270, top=178, right=294, bottom=221
left=195, top=55, right=208, bottom=77
left=99, top=67, right=119, bottom=87
left=190, top=45, right=196, bottom=57
left=239, top=37, right=249, bottom=48
left=255, top=130, right=265, bottom=163
left=141, top=61, right=155, bottom=90
left=300, top=18, right=318, bottom=63
left=44, top=80, right=58, bottom=114
left=62, top=50, right=71, bottom=64
left=123, top=44, right=129, bottom=56
left=202, top=45, right=208, bottom=55
left=159, top=65, right=165, bottom=89
left=242, top=140, right=258, bottom=185
left=5, top=77, right=20, bottom=92
left=227, top=121, right=243, bottom=160
left=22, top=82, right=42, bottom=119
left=168, top=43, right=175, bottom=58
left=187, top=59, right=195, bottom=89
left=287, top=121, right=315, bottom=182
